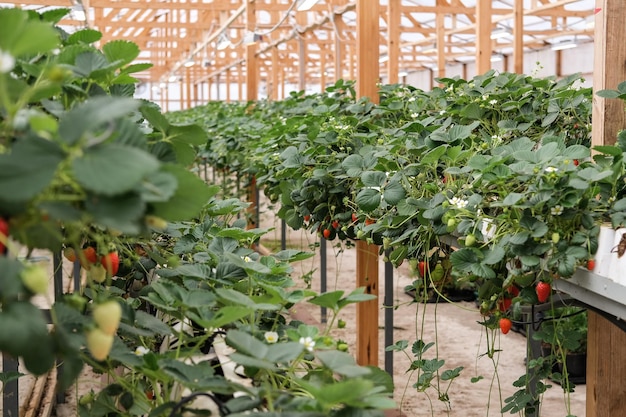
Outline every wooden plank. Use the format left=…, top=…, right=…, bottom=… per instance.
left=475, top=0, right=491, bottom=74
left=355, top=0, right=379, bottom=368
left=587, top=313, right=626, bottom=417
left=587, top=2, right=626, bottom=417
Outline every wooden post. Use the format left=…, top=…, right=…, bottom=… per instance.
left=387, top=0, right=400, bottom=84
left=475, top=0, right=492, bottom=74
left=355, top=0, right=379, bottom=368
left=436, top=7, right=445, bottom=79
left=333, top=14, right=342, bottom=82
left=272, top=48, right=279, bottom=100
left=513, top=0, right=523, bottom=73
left=587, top=2, right=626, bottom=415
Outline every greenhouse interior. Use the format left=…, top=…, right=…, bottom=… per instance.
left=0, top=0, right=625, bottom=416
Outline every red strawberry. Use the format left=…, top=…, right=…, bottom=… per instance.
left=587, top=259, right=595, bottom=271
left=351, top=213, right=358, bottom=223
left=498, top=298, right=512, bottom=312
left=499, top=318, right=512, bottom=334
left=332, top=220, right=340, bottom=229
left=304, top=215, right=311, bottom=223
left=535, top=281, right=551, bottom=303
left=0, top=217, right=9, bottom=254
left=322, top=229, right=331, bottom=239
left=63, top=247, right=77, bottom=262
left=101, top=252, right=119, bottom=276
left=418, top=261, right=426, bottom=278
left=82, top=247, right=98, bottom=266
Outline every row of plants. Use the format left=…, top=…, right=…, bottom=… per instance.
left=169, top=71, right=626, bottom=414
left=0, top=9, right=394, bottom=417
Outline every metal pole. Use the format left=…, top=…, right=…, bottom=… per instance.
left=281, top=219, right=286, bottom=251
left=384, top=254, right=394, bottom=379
left=320, top=237, right=327, bottom=323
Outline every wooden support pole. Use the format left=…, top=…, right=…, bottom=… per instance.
left=387, top=0, right=400, bottom=84
left=591, top=0, right=626, bottom=148
left=513, top=0, right=524, bottom=73
left=333, top=14, right=342, bottom=82
left=226, top=70, right=231, bottom=102
left=272, top=48, right=279, bottom=100
left=298, top=37, right=306, bottom=92
left=587, top=2, right=626, bottom=415
left=475, top=0, right=492, bottom=74
left=436, top=9, right=445, bottom=80
left=355, top=0, right=379, bottom=368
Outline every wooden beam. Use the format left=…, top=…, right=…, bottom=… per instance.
left=355, top=0, right=379, bottom=368
left=588, top=2, right=626, bottom=416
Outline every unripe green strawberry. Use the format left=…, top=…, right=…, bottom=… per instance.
left=430, top=263, right=445, bottom=282
left=93, top=301, right=122, bottom=335
left=88, top=264, right=107, bottom=283
left=21, top=264, right=48, bottom=295
left=465, top=234, right=476, bottom=247
left=551, top=232, right=560, bottom=244
left=145, top=215, right=168, bottom=231
left=86, top=328, right=114, bottom=361
left=337, top=319, right=346, bottom=329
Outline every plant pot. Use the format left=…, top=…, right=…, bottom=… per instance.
left=595, top=224, right=615, bottom=278
left=558, top=352, right=587, bottom=380
left=609, top=228, right=626, bottom=285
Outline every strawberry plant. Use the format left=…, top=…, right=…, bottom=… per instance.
left=0, top=7, right=215, bottom=387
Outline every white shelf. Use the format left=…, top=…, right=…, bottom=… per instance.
left=553, top=268, right=626, bottom=322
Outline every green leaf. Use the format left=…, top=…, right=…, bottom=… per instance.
left=67, top=29, right=103, bottom=45
left=383, top=181, right=406, bottom=205
left=361, top=171, right=386, bottom=188
left=316, top=350, right=371, bottom=377
left=308, top=291, right=344, bottom=309
left=73, top=51, right=110, bottom=77
left=460, top=103, right=483, bottom=119
left=502, top=192, right=524, bottom=206
left=168, top=124, right=207, bottom=146
left=102, top=40, right=140, bottom=67
left=0, top=9, right=60, bottom=56
left=355, top=188, right=382, bottom=212
left=121, top=63, right=153, bottom=75
left=141, top=103, right=170, bottom=133
left=596, top=89, right=620, bottom=99
left=58, top=96, right=140, bottom=145
left=150, top=165, right=217, bottom=221
left=225, top=329, right=269, bottom=358
left=0, top=136, right=64, bottom=202
left=470, top=263, right=496, bottom=279
left=264, top=342, right=303, bottom=363
left=206, top=306, right=254, bottom=329
left=72, top=144, right=160, bottom=196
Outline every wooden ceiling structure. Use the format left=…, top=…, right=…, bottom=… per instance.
left=1, top=0, right=596, bottom=102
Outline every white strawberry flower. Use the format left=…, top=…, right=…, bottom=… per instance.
left=0, top=49, right=15, bottom=73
